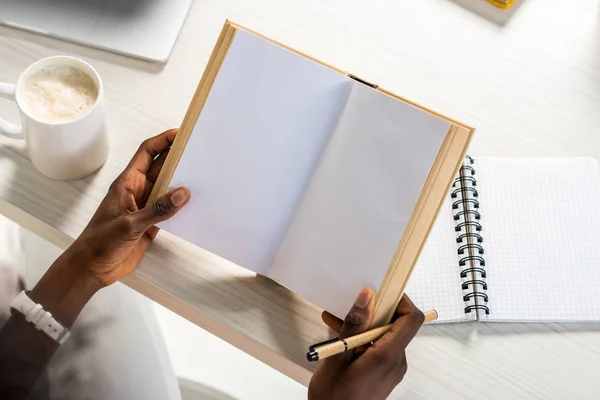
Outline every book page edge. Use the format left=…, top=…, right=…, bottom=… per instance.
left=372, top=124, right=474, bottom=327
left=377, top=87, right=474, bottom=131
left=148, top=20, right=238, bottom=203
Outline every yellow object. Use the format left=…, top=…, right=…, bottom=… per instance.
left=487, top=0, right=515, bottom=9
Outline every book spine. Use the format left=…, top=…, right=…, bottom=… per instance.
left=451, top=156, right=489, bottom=318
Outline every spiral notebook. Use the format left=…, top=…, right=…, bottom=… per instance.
left=407, top=156, right=600, bottom=323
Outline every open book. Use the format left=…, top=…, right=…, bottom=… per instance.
left=150, top=21, right=474, bottom=324
left=408, top=157, right=600, bottom=323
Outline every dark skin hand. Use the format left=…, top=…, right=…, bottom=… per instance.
left=308, top=289, right=425, bottom=400
left=70, top=128, right=190, bottom=287
left=0, top=128, right=422, bottom=400
left=0, top=129, right=190, bottom=399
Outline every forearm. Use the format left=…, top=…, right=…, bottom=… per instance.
left=0, top=249, right=101, bottom=399
left=0, top=314, right=57, bottom=398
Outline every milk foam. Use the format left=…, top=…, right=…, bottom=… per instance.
left=23, top=65, right=98, bottom=124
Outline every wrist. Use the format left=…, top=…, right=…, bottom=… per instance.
left=29, top=248, right=103, bottom=328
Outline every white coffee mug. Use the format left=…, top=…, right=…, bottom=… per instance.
left=0, top=56, right=109, bottom=181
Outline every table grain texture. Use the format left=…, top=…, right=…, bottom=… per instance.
left=1, top=0, right=600, bottom=398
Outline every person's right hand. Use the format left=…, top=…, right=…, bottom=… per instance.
left=308, top=290, right=424, bottom=400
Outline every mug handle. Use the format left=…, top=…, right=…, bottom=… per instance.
left=0, top=82, right=24, bottom=139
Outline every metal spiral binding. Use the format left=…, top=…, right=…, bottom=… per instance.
left=454, top=210, right=481, bottom=221
left=453, top=199, right=479, bottom=210
left=459, top=256, right=485, bottom=267
left=456, top=232, right=483, bottom=243
left=460, top=267, right=487, bottom=279
left=464, top=292, right=489, bottom=302
left=462, top=280, right=487, bottom=290
left=457, top=244, right=483, bottom=255
left=451, top=187, right=478, bottom=199
left=455, top=221, right=482, bottom=232
left=452, top=156, right=490, bottom=316
left=465, top=305, right=490, bottom=314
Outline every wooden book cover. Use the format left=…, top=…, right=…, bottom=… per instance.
left=150, top=20, right=474, bottom=327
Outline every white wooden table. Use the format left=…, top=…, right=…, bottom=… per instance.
left=2, top=0, right=600, bottom=398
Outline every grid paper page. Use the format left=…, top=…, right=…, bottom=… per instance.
left=477, top=157, right=600, bottom=322
left=406, top=196, right=473, bottom=323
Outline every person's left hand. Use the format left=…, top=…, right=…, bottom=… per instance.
left=66, top=128, right=190, bottom=287
left=2, top=130, right=190, bottom=397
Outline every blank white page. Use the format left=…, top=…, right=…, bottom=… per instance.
left=477, top=158, right=600, bottom=322
left=269, top=82, right=451, bottom=318
left=406, top=196, right=474, bottom=323
left=161, top=29, right=353, bottom=274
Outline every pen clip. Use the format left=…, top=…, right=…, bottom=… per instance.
left=308, top=337, right=340, bottom=352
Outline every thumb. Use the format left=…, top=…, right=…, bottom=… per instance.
left=338, top=288, right=375, bottom=339
left=329, top=288, right=375, bottom=365
left=134, top=187, right=190, bottom=230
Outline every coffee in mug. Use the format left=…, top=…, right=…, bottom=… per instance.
left=23, top=65, right=99, bottom=124
left=0, top=56, right=109, bottom=181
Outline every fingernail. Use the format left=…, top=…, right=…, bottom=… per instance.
left=354, top=288, right=372, bottom=309
left=170, top=188, right=190, bottom=207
